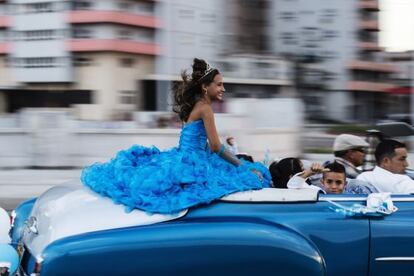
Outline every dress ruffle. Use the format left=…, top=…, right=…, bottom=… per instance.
left=82, top=120, right=271, bottom=214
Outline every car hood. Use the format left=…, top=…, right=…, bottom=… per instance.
left=22, top=181, right=187, bottom=261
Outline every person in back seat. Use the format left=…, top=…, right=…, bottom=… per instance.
left=332, top=134, right=369, bottom=179
left=357, top=139, right=414, bottom=194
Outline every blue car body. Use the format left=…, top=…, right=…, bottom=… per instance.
left=11, top=184, right=414, bottom=276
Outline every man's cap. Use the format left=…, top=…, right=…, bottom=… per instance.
left=333, top=134, right=369, bottom=152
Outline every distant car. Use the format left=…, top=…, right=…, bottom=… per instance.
left=10, top=182, right=414, bottom=276
left=377, top=113, right=412, bottom=126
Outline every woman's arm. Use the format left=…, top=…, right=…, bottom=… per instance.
left=201, top=105, right=241, bottom=166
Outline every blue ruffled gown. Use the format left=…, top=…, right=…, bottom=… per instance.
left=81, top=119, right=271, bottom=214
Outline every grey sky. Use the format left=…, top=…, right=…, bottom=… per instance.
left=380, top=0, right=414, bottom=52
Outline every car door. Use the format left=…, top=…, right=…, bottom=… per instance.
left=369, top=195, right=414, bottom=276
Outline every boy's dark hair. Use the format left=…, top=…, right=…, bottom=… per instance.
left=323, top=162, right=346, bottom=179
left=375, top=139, right=406, bottom=165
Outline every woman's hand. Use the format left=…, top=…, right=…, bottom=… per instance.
left=251, top=169, right=264, bottom=182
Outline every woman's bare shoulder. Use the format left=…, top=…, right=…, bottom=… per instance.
left=188, top=101, right=213, bottom=121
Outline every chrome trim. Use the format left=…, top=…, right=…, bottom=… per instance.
left=389, top=197, right=414, bottom=202
left=319, top=197, right=367, bottom=202
left=376, top=257, right=414, bottom=262
left=319, top=196, right=414, bottom=202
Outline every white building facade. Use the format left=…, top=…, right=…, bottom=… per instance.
left=269, top=0, right=396, bottom=122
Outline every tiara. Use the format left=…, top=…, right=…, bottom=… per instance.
left=197, top=62, right=216, bottom=82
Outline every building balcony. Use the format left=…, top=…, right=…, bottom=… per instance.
left=0, top=42, right=8, bottom=54
left=347, top=81, right=395, bottom=93
left=386, top=87, right=414, bottom=94
left=67, top=39, right=160, bottom=55
left=0, top=16, right=10, bottom=28
left=359, top=20, right=379, bottom=31
left=359, top=1, right=379, bottom=11
left=358, top=42, right=382, bottom=51
left=66, top=11, right=161, bottom=28
left=348, top=60, right=396, bottom=73
left=385, top=51, right=414, bottom=62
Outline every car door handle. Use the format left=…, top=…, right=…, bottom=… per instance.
left=376, top=257, right=414, bottom=262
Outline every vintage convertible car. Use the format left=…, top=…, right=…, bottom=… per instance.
left=10, top=181, right=414, bottom=276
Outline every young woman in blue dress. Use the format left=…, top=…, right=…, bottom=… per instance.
left=81, top=58, right=271, bottom=214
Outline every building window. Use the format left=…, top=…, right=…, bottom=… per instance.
left=118, top=2, right=132, bottom=11
left=136, top=2, right=154, bottom=14
left=280, top=12, right=296, bottom=21
left=0, top=30, right=6, bottom=41
left=73, top=57, right=93, bottom=67
left=178, top=9, right=194, bottom=19
left=16, top=57, right=60, bottom=68
left=301, top=27, right=320, bottom=43
left=178, top=34, right=195, bottom=45
left=119, top=90, right=136, bottom=104
left=17, top=29, right=61, bottom=41
left=323, top=30, right=338, bottom=39
left=280, top=32, right=297, bottom=45
left=72, top=1, right=92, bottom=10
left=4, top=57, right=11, bottom=67
left=72, top=28, right=92, bottom=39
left=25, top=2, right=55, bottom=13
left=119, top=58, right=135, bottom=67
left=136, top=29, right=153, bottom=42
left=118, top=29, right=133, bottom=40
left=320, top=9, right=337, bottom=24
left=322, top=51, right=337, bottom=60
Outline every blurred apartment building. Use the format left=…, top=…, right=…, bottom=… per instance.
left=0, top=0, right=400, bottom=123
left=0, top=0, right=159, bottom=120
left=269, top=0, right=397, bottom=123
left=156, top=0, right=400, bottom=123
left=0, top=0, right=294, bottom=120
left=149, top=0, right=294, bottom=112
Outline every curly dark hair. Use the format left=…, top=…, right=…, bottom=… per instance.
left=172, top=58, right=220, bottom=122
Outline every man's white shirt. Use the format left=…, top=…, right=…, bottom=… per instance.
left=357, top=166, right=414, bottom=194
